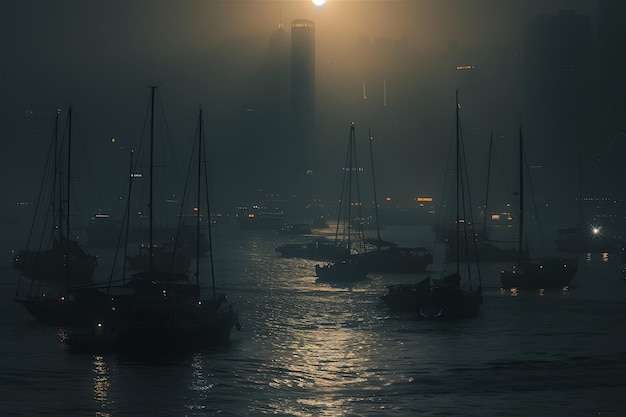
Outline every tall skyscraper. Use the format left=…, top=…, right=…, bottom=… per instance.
left=289, top=19, right=316, bottom=200
left=523, top=10, right=592, bottom=208
left=524, top=10, right=592, bottom=147
left=290, top=19, right=315, bottom=148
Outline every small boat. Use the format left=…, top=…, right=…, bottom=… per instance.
left=61, top=89, right=240, bottom=351
left=445, top=132, right=526, bottom=262
left=500, top=127, right=578, bottom=291
left=383, top=91, right=482, bottom=318
left=12, top=237, right=98, bottom=285
left=276, top=236, right=350, bottom=261
left=418, top=91, right=482, bottom=318
left=314, top=123, right=369, bottom=282
left=315, top=258, right=368, bottom=282
left=380, top=277, right=432, bottom=312
left=355, top=242, right=433, bottom=273
left=12, top=108, right=98, bottom=286
left=352, top=131, right=433, bottom=273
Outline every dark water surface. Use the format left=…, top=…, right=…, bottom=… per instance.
left=1, top=224, right=625, bottom=416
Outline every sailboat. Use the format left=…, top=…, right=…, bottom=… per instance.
left=446, top=131, right=527, bottom=262
left=61, top=90, right=239, bottom=351
left=12, top=108, right=98, bottom=286
left=382, top=91, right=483, bottom=318
left=353, top=130, right=433, bottom=273
left=315, top=122, right=369, bottom=282
left=275, top=236, right=350, bottom=261
left=499, top=127, right=578, bottom=291
left=15, top=108, right=102, bottom=325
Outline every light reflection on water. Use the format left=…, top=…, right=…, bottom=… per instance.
left=93, top=355, right=112, bottom=417
left=3, top=224, right=626, bottom=416
left=186, top=353, right=214, bottom=413
left=260, top=308, right=386, bottom=415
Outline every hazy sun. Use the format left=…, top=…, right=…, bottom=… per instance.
left=312, top=0, right=326, bottom=6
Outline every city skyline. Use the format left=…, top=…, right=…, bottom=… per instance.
left=0, top=1, right=624, bottom=229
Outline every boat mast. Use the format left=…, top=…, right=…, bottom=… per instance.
left=577, top=153, right=582, bottom=227
left=482, top=131, right=493, bottom=239
left=65, top=107, right=73, bottom=294
left=196, top=110, right=202, bottom=288
left=334, top=127, right=348, bottom=247
left=122, top=150, right=134, bottom=285
left=347, top=123, right=354, bottom=253
left=53, top=109, right=61, bottom=244
left=517, top=126, right=524, bottom=266
left=149, top=85, right=156, bottom=273
left=368, top=128, right=382, bottom=245
left=455, top=90, right=461, bottom=274
left=200, top=109, right=217, bottom=298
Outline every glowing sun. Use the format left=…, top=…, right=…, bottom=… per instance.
left=312, top=0, right=326, bottom=6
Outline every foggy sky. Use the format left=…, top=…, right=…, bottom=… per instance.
left=0, top=0, right=621, bottom=228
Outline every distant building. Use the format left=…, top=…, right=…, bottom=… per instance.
left=597, top=0, right=626, bottom=114
left=523, top=9, right=592, bottom=207
left=524, top=10, right=592, bottom=149
left=289, top=19, right=316, bottom=200
left=290, top=19, right=316, bottom=145
left=595, top=0, right=626, bottom=191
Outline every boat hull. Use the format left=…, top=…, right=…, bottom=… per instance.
left=60, top=298, right=240, bottom=353
left=276, top=239, right=350, bottom=261
left=315, top=260, right=368, bottom=282
left=12, top=247, right=97, bottom=284
left=356, top=247, right=433, bottom=273
left=500, top=258, right=578, bottom=290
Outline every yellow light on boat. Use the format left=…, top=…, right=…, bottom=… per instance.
left=248, top=213, right=255, bottom=219
left=111, top=138, right=116, bottom=143
left=60, top=296, right=65, bottom=301
left=97, top=323, right=102, bottom=327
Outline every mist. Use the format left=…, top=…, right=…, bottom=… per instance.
left=0, top=0, right=622, bottom=231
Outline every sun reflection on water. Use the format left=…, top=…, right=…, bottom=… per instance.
left=186, top=352, right=216, bottom=413
left=262, top=295, right=387, bottom=416
left=92, top=355, right=111, bottom=417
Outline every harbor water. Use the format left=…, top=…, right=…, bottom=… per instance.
left=1, top=224, right=625, bottom=416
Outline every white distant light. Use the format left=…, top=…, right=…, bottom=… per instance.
left=312, top=0, right=326, bottom=5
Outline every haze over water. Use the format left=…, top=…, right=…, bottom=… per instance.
left=2, top=223, right=626, bottom=416
left=1, top=1, right=626, bottom=416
